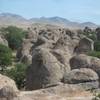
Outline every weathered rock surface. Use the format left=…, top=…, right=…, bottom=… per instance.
left=70, top=54, right=90, bottom=69
left=0, top=74, right=94, bottom=100
left=0, top=74, right=19, bottom=100
left=16, top=39, right=33, bottom=64
left=0, top=86, right=18, bottom=100
left=70, top=54, right=100, bottom=77
left=26, top=48, right=70, bottom=90
left=63, top=68, right=99, bottom=90
left=25, top=25, right=96, bottom=91
left=0, top=25, right=98, bottom=100
left=16, top=84, right=93, bottom=100
left=74, top=37, right=94, bottom=54
left=63, top=68, right=99, bottom=83
left=0, top=84, right=93, bottom=100
left=0, top=74, right=18, bottom=92
left=51, top=49, right=72, bottom=68
left=17, top=25, right=84, bottom=64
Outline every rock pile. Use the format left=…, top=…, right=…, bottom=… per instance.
left=24, top=24, right=97, bottom=91
left=1, top=24, right=99, bottom=100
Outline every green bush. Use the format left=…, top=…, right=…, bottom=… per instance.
left=88, top=33, right=97, bottom=41
left=0, top=44, right=12, bottom=71
left=88, top=51, right=100, bottom=58
left=83, top=32, right=97, bottom=41
left=5, top=63, right=27, bottom=89
left=0, top=26, right=27, bottom=50
left=94, top=41, right=100, bottom=51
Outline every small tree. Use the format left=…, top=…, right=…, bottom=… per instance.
left=0, top=26, right=27, bottom=50
left=82, top=27, right=97, bottom=41
left=5, top=63, right=27, bottom=89
left=94, top=41, right=100, bottom=51
left=0, top=44, right=12, bottom=72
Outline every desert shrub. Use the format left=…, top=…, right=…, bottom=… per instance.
left=0, top=44, right=12, bottom=72
left=88, top=33, right=97, bottom=41
left=88, top=51, right=100, bottom=58
left=94, top=41, right=100, bottom=51
left=5, top=63, right=27, bottom=89
left=83, top=32, right=96, bottom=41
left=0, top=26, right=27, bottom=50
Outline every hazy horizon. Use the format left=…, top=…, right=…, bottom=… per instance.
left=0, top=0, right=100, bottom=24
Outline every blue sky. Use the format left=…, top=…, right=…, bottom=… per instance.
left=0, top=0, right=100, bottom=24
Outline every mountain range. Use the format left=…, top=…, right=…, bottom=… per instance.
left=0, top=13, right=99, bottom=29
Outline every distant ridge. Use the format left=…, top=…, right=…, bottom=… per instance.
left=0, top=13, right=99, bottom=29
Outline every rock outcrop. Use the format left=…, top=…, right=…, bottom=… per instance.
left=2, top=84, right=93, bottom=100
left=0, top=25, right=98, bottom=100
left=0, top=86, right=18, bottom=100
left=17, top=25, right=83, bottom=64
left=26, top=48, right=70, bottom=90
left=0, top=74, right=19, bottom=100
left=25, top=25, right=97, bottom=91
left=16, top=39, right=33, bottom=64
left=0, top=74, right=18, bottom=91
left=70, top=54, right=100, bottom=77
left=63, top=68, right=99, bottom=90
left=74, top=37, right=94, bottom=54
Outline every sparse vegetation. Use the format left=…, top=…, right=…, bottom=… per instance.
left=88, top=40, right=100, bottom=58
left=81, top=27, right=100, bottom=59
left=83, top=27, right=97, bottom=41
left=0, top=26, right=29, bottom=89
left=94, top=41, right=100, bottom=51
left=5, top=63, right=27, bottom=89
left=0, top=44, right=12, bottom=72
left=0, top=26, right=27, bottom=50
left=88, top=51, right=100, bottom=58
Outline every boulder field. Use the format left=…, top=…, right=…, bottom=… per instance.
left=1, top=24, right=100, bottom=100
left=24, top=25, right=97, bottom=91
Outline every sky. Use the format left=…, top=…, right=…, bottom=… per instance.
left=0, top=0, right=100, bottom=24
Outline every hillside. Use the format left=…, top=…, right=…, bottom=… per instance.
left=0, top=13, right=99, bottom=29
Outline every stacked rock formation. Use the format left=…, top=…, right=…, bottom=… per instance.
left=22, top=24, right=98, bottom=91
left=1, top=24, right=99, bottom=100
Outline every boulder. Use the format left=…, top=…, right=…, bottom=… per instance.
left=63, top=68, right=98, bottom=83
left=26, top=27, right=38, bottom=41
left=63, top=68, right=99, bottom=90
left=19, top=84, right=93, bottom=100
left=32, top=36, right=55, bottom=50
left=0, top=86, right=18, bottom=100
left=70, top=54, right=100, bottom=77
left=26, top=48, right=70, bottom=90
left=54, top=35, right=72, bottom=51
left=0, top=74, right=18, bottom=92
left=51, top=49, right=71, bottom=69
left=17, top=26, right=83, bottom=66
left=16, top=39, right=33, bottom=64
left=74, top=37, right=94, bottom=54
left=53, top=32, right=80, bottom=54
left=70, top=54, right=91, bottom=69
